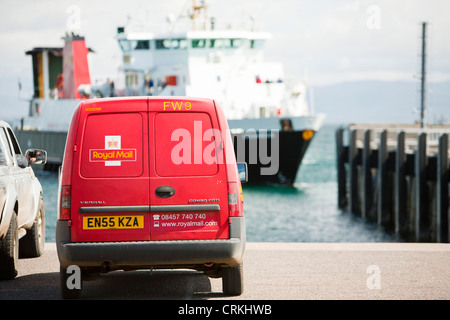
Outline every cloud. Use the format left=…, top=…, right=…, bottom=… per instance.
left=0, top=0, right=449, bottom=91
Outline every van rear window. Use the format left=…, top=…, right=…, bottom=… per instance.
left=154, top=112, right=219, bottom=177
left=80, top=113, right=143, bottom=178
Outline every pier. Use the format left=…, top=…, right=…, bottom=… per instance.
left=336, top=124, right=450, bottom=242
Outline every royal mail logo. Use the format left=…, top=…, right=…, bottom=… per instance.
left=90, top=149, right=136, bottom=162
left=89, top=135, right=136, bottom=166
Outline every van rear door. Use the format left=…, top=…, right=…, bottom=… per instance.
left=71, top=99, right=150, bottom=242
left=149, top=98, right=229, bottom=241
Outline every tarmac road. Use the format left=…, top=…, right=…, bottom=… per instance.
left=0, top=242, right=449, bottom=300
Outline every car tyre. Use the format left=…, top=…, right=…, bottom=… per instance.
left=0, top=212, right=19, bottom=280
left=20, top=197, right=45, bottom=258
left=222, top=263, right=243, bottom=296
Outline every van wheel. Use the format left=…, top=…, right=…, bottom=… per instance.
left=0, top=212, right=19, bottom=280
left=20, top=198, right=45, bottom=258
left=222, top=263, right=243, bottom=296
left=60, top=267, right=82, bottom=299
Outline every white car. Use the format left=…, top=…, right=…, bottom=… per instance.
left=0, top=120, right=47, bottom=280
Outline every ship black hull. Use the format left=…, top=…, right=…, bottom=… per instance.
left=231, top=130, right=314, bottom=185
left=17, top=128, right=315, bottom=185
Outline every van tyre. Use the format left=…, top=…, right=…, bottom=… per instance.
left=0, top=212, right=19, bottom=280
left=20, top=198, right=45, bottom=258
left=60, top=267, right=82, bottom=299
left=222, top=263, right=243, bottom=296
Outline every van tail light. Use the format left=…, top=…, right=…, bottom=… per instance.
left=59, top=185, right=71, bottom=220
left=228, top=182, right=242, bottom=217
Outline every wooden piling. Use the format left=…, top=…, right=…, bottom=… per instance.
left=336, top=128, right=347, bottom=209
left=377, top=130, right=388, bottom=226
left=436, top=133, right=449, bottom=242
left=349, top=129, right=359, bottom=214
left=415, top=133, right=429, bottom=242
left=395, top=131, right=407, bottom=234
left=336, top=125, right=450, bottom=243
left=362, top=130, right=373, bottom=219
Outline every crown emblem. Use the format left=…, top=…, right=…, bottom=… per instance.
left=108, top=139, right=118, bottom=148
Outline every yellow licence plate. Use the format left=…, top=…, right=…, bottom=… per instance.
left=83, top=216, right=144, bottom=230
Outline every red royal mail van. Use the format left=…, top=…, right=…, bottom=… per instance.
left=56, top=97, right=247, bottom=299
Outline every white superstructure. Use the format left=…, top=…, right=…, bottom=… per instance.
left=16, top=1, right=326, bottom=184
left=114, top=2, right=322, bottom=128
left=19, top=1, right=324, bottom=134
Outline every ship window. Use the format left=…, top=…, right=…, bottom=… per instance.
left=126, top=73, right=139, bottom=86
left=192, top=39, right=206, bottom=48
left=208, top=39, right=226, bottom=48
left=175, top=39, right=187, bottom=49
left=250, top=40, right=264, bottom=49
left=217, top=39, right=228, bottom=48
left=231, top=39, right=244, bottom=48
left=156, top=40, right=168, bottom=49
left=207, top=39, right=244, bottom=49
left=210, top=39, right=230, bottom=48
left=135, top=40, right=150, bottom=50
left=119, top=39, right=132, bottom=52
left=156, top=39, right=187, bottom=50
left=119, top=40, right=151, bottom=51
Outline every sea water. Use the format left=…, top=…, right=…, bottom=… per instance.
left=37, top=124, right=401, bottom=243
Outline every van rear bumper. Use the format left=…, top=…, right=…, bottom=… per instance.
left=56, top=217, right=245, bottom=269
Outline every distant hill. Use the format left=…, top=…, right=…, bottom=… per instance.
left=1, top=76, right=449, bottom=126
left=313, top=80, right=450, bottom=125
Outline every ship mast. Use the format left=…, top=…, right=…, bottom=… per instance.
left=190, top=0, right=208, bottom=31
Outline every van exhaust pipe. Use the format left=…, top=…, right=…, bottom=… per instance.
left=101, top=261, right=112, bottom=273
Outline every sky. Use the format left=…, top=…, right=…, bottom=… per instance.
left=0, top=0, right=449, bottom=120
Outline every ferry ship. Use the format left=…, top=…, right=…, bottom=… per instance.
left=16, top=2, right=325, bottom=185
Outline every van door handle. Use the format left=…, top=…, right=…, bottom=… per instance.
left=155, top=186, right=175, bottom=198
